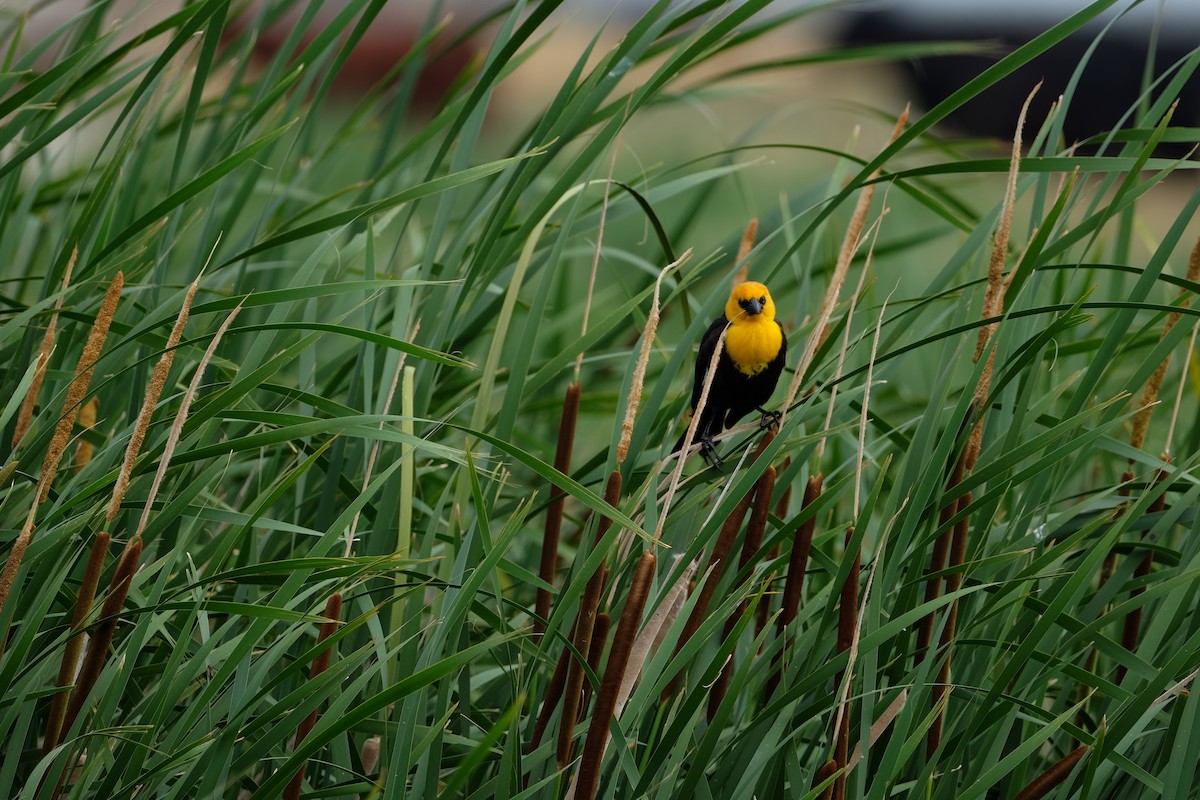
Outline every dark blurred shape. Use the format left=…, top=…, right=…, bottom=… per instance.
left=228, top=2, right=480, bottom=111
left=838, top=1, right=1200, bottom=150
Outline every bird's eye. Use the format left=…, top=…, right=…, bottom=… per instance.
left=759, top=296, right=767, bottom=305
left=738, top=298, right=749, bottom=308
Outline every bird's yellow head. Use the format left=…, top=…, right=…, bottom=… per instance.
left=725, top=281, right=776, bottom=324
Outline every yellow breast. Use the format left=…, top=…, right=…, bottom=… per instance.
left=725, top=320, right=782, bottom=376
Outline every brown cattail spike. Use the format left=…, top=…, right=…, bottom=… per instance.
left=558, top=471, right=622, bottom=766
left=44, top=531, right=110, bottom=753
left=285, top=592, right=344, bottom=800
left=572, top=551, right=656, bottom=800
left=928, top=491, right=971, bottom=758
left=833, top=528, right=859, bottom=800
left=535, top=382, right=581, bottom=634
left=709, top=466, right=775, bottom=720
left=661, top=486, right=755, bottom=702
left=766, top=472, right=823, bottom=699
left=813, top=759, right=838, bottom=800
left=580, top=612, right=610, bottom=713
left=1012, top=746, right=1089, bottom=800
left=61, top=535, right=141, bottom=739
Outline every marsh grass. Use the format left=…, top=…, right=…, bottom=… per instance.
left=2, top=1, right=1200, bottom=798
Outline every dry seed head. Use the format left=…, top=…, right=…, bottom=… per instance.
left=134, top=301, right=242, bottom=540
left=619, top=249, right=691, bottom=464
left=732, top=219, right=758, bottom=286
left=1130, top=235, right=1200, bottom=452
left=782, top=106, right=908, bottom=422
left=108, top=278, right=198, bottom=521
left=12, top=247, right=76, bottom=448
left=37, top=271, right=124, bottom=503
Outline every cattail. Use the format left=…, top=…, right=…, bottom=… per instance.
left=732, top=219, right=758, bottom=286
left=833, top=528, right=859, bottom=800
left=756, top=458, right=791, bottom=638
left=915, top=482, right=963, bottom=657
left=709, top=467, right=775, bottom=720
left=285, top=592, right=343, bottom=800
left=916, top=451, right=967, bottom=659
left=61, top=536, right=141, bottom=739
left=360, top=735, right=381, bottom=775
left=580, top=613, right=610, bottom=713
left=530, top=638, right=573, bottom=752
left=1118, top=468, right=1168, bottom=682
left=12, top=248, right=76, bottom=448
left=107, top=278, right=198, bottom=522
left=558, top=471, right=621, bottom=766
left=570, top=551, right=655, bottom=800
left=535, top=382, right=581, bottom=634
left=781, top=108, right=909, bottom=423
left=619, top=252, right=690, bottom=463
left=766, top=473, right=823, bottom=699
left=660, top=487, right=755, bottom=702
left=0, top=508, right=37, bottom=635
left=1012, top=746, right=1089, bottom=800
left=44, top=532, right=110, bottom=753
left=813, top=759, right=838, bottom=800
left=928, top=491, right=971, bottom=758
left=38, top=271, right=124, bottom=503
left=73, top=398, right=98, bottom=473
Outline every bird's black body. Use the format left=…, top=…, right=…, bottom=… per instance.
left=673, top=314, right=788, bottom=458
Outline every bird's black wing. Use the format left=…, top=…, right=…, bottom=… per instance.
left=691, top=316, right=728, bottom=410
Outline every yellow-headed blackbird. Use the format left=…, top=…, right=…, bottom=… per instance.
left=674, top=281, right=787, bottom=464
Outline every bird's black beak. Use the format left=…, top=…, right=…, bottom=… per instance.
left=746, top=297, right=763, bottom=315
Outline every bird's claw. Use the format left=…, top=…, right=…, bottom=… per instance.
left=757, top=407, right=782, bottom=431
left=699, top=436, right=725, bottom=469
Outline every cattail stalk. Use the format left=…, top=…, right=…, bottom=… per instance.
left=781, top=108, right=908, bottom=422
left=927, top=492, right=971, bottom=757
left=285, top=592, right=344, bottom=800
left=766, top=473, right=823, bottom=699
left=530, top=636, right=574, bottom=752
left=570, top=551, right=656, bottom=800
left=558, top=471, right=622, bottom=765
left=1117, top=469, right=1168, bottom=682
left=732, top=219, right=758, bottom=286
left=0, top=273, right=123, bottom=626
left=813, top=759, right=838, bottom=800
left=832, top=528, right=859, bottom=800
left=619, top=252, right=690, bottom=464
left=580, top=613, right=610, bottom=713
left=12, top=248, right=76, bottom=448
left=107, top=279, right=199, bottom=521
left=1012, top=746, right=1089, bottom=800
left=60, top=537, right=141, bottom=739
left=535, top=382, right=582, bottom=634
left=38, top=272, right=124, bottom=503
left=709, top=466, right=775, bottom=720
left=660, top=488, right=754, bottom=702
left=756, top=457, right=791, bottom=638
left=925, top=86, right=1036, bottom=760
left=915, top=453, right=967, bottom=658
left=43, top=532, right=110, bottom=753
